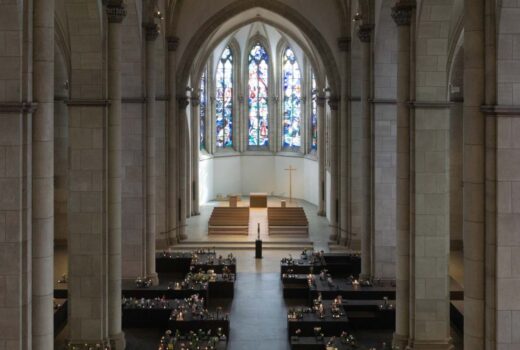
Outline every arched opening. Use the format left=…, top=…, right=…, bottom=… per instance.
left=174, top=6, right=339, bottom=243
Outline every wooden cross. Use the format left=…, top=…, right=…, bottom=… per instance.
left=285, top=165, right=297, bottom=202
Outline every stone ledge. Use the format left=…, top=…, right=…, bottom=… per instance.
left=0, top=102, right=38, bottom=113
left=481, top=104, right=520, bottom=117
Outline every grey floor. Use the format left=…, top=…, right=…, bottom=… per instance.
left=54, top=198, right=464, bottom=349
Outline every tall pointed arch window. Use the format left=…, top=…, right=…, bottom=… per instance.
left=215, top=46, right=234, bottom=148
left=282, top=47, right=302, bottom=150
left=200, top=69, right=207, bottom=151
left=248, top=43, right=269, bottom=147
left=310, top=73, right=318, bottom=152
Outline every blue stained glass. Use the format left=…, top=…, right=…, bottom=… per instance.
left=200, top=69, right=207, bottom=151
left=248, top=43, right=269, bottom=147
left=311, top=73, right=318, bottom=152
left=282, top=48, right=301, bottom=150
left=216, top=47, right=233, bottom=148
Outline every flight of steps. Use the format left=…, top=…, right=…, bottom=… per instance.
left=169, top=239, right=314, bottom=250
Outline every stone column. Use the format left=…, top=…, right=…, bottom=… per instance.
left=191, top=96, right=200, bottom=215
left=237, top=96, right=244, bottom=153
left=178, top=97, right=190, bottom=240
left=328, top=97, right=340, bottom=240
left=167, top=37, right=179, bottom=244
left=391, top=2, right=413, bottom=348
left=463, top=0, right=485, bottom=349
left=32, top=0, right=54, bottom=349
left=358, top=24, right=373, bottom=278
left=484, top=1, right=496, bottom=348
left=317, top=95, right=327, bottom=216
left=107, top=3, right=126, bottom=348
left=145, top=23, right=159, bottom=285
left=338, top=37, right=351, bottom=245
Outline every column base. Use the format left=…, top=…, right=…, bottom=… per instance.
left=317, top=209, right=326, bottom=217
left=110, top=331, right=126, bottom=350
left=148, top=272, right=159, bottom=286
left=409, top=339, right=454, bottom=350
left=393, top=332, right=410, bottom=349
left=68, top=338, right=113, bottom=349
left=156, top=237, right=169, bottom=250
left=338, top=236, right=349, bottom=246
left=178, top=232, right=188, bottom=241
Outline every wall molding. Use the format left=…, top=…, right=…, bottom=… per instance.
left=370, top=98, right=396, bottom=105
left=0, top=102, right=38, bottom=113
left=481, top=105, right=520, bottom=117
left=409, top=101, right=452, bottom=109
left=121, top=96, right=170, bottom=103
left=66, top=99, right=111, bottom=107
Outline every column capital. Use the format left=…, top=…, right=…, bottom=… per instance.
left=337, top=37, right=351, bottom=52
left=357, top=24, right=373, bottom=43
left=316, top=96, right=327, bottom=108
left=167, top=36, right=180, bottom=51
left=144, top=23, right=160, bottom=41
left=191, top=95, right=200, bottom=107
left=106, top=4, right=127, bottom=23
left=328, top=97, right=340, bottom=111
left=391, top=3, right=414, bottom=26
left=177, top=96, right=190, bottom=110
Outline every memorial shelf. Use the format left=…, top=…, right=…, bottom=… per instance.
left=159, top=329, right=227, bottom=350
left=280, top=250, right=361, bottom=278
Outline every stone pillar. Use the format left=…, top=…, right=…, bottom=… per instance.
left=317, top=96, right=327, bottom=216
left=328, top=97, right=340, bottom=241
left=167, top=37, right=179, bottom=244
left=178, top=97, right=189, bottom=240
left=191, top=96, right=200, bottom=215
left=0, top=107, right=34, bottom=350
left=106, top=3, right=126, bottom=349
left=449, top=101, right=463, bottom=247
left=484, top=1, right=496, bottom=348
left=410, top=103, right=452, bottom=350
left=358, top=24, right=373, bottom=278
left=145, top=23, right=159, bottom=285
left=391, top=2, right=413, bottom=348
left=338, top=37, right=351, bottom=245
left=463, top=0, right=485, bottom=349
left=32, top=0, right=54, bottom=349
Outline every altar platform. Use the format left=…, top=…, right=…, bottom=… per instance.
left=179, top=196, right=321, bottom=251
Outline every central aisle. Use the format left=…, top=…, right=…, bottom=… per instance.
left=228, top=272, right=290, bottom=350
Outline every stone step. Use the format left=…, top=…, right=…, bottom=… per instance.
left=328, top=243, right=361, bottom=253
left=166, top=240, right=314, bottom=250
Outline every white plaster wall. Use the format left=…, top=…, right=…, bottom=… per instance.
left=304, top=158, right=319, bottom=205
left=199, top=157, right=214, bottom=203
left=200, top=155, right=319, bottom=206
left=212, top=156, right=242, bottom=197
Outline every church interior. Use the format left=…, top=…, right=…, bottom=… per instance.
left=1, top=0, right=519, bottom=349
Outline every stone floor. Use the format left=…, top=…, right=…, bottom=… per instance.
left=53, top=197, right=465, bottom=349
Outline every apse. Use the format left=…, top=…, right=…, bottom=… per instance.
left=193, top=21, right=324, bottom=206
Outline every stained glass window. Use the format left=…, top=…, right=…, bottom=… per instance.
left=282, top=48, right=301, bottom=150
left=248, top=43, right=269, bottom=147
left=200, top=69, right=207, bottom=151
left=311, top=73, right=318, bottom=152
left=216, top=46, right=233, bottom=148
